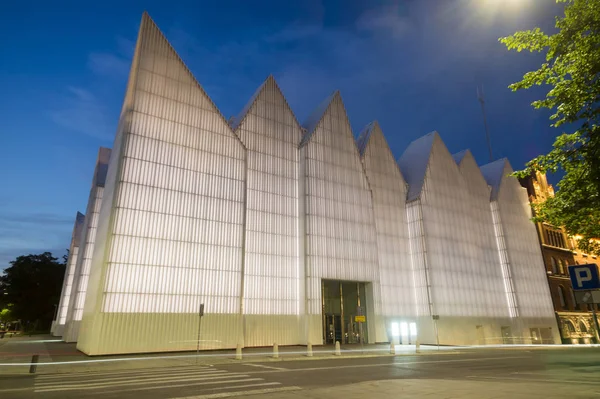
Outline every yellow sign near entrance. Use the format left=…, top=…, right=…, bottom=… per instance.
left=354, top=315, right=366, bottom=323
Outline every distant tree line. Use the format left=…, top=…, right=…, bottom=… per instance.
left=0, top=252, right=66, bottom=332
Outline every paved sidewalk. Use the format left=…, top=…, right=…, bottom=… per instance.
left=0, top=335, right=452, bottom=375
left=250, top=379, right=599, bottom=399
left=2, top=334, right=586, bottom=376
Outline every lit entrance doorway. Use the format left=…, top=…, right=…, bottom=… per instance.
left=322, top=280, right=368, bottom=344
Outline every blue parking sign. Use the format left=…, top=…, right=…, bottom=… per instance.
left=568, top=264, right=600, bottom=291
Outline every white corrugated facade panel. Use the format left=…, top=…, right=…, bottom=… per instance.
left=233, top=76, right=303, bottom=346
left=77, top=13, right=246, bottom=355
left=301, top=92, right=380, bottom=343
left=72, top=11, right=560, bottom=354
left=77, top=27, right=141, bottom=354
left=52, top=212, right=85, bottom=336
left=457, top=151, right=511, bottom=318
left=63, top=148, right=110, bottom=343
left=359, top=122, right=415, bottom=342
left=402, top=134, right=516, bottom=345
left=493, top=161, right=558, bottom=339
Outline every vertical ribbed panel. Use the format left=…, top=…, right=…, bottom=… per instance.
left=53, top=212, right=85, bottom=336
left=401, top=134, right=518, bottom=345
left=78, top=13, right=246, bottom=355
left=73, top=11, right=561, bottom=352
left=64, top=148, right=111, bottom=343
left=73, top=186, right=104, bottom=322
left=418, top=136, right=503, bottom=317
left=301, top=93, right=380, bottom=339
left=233, top=76, right=302, bottom=346
left=457, top=152, right=510, bottom=318
left=406, top=200, right=432, bottom=317
left=490, top=201, right=519, bottom=317
left=359, top=123, right=415, bottom=322
left=78, top=23, right=143, bottom=354
left=494, top=162, right=556, bottom=319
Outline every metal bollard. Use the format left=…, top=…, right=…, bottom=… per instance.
left=235, top=344, right=243, bottom=360
left=390, top=342, right=396, bottom=355
left=307, top=342, right=313, bottom=357
left=273, top=342, right=279, bottom=358
left=334, top=341, right=341, bottom=356
left=29, top=354, right=39, bottom=374
left=415, top=340, right=421, bottom=353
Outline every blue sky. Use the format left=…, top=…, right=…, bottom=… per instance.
left=0, top=0, right=563, bottom=268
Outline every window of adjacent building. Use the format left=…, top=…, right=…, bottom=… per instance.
left=551, top=257, right=558, bottom=274
left=558, top=285, right=567, bottom=309
left=570, top=289, right=579, bottom=310
left=558, top=259, right=566, bottom=275
left=545, top=227, right=567, bottom=248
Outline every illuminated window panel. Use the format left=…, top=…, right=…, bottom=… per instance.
left=78, top=14, right=247, bottom=355
left=490, top=200, right=519, bottom=317
left=481, top=159, right=556, bottom=319
left=97, top=15, right=246, bottom=316
left=399, top=133, right=509, bottom=319
left=357, top=122, right=415, bottom=317
left=454, top=150, right=511, bottom=317
left=300, top=92, right=380, bottom=316
left=75, top=11, right=560, bottom=353
left=54, top=212, right=85, bottom=332
left=231, top=76, right=303, bottom=345
left=62, top=149, right=111, bottom=343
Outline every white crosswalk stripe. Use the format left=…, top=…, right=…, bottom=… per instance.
left=33, top=365, right=290, bottom=395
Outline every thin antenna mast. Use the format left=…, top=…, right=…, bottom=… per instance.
left=477, top=85, right=493, bottom=162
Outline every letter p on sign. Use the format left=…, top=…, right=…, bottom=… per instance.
left=569, top=264, right=600, bottom=291
left=575, top=269, right=592, bottom=288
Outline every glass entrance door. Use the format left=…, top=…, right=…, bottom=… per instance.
left=324, top=314, right=342, bottom=344
left=321, top=279, right=368, bottom=344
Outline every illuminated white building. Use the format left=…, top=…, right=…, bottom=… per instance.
left=51, top=211, right=85, bottom=337
left=63, top=147, right=111, bottom=343
left=71, top=13, right=559, bottom=355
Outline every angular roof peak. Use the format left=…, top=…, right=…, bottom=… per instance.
left=452, top=150, right=468, bottom=165
left=300, top=90, right=340, bottom=147
left=480, top=158, right=511, bottom=200
left=358, top=120, right=406, bottom=185
left=73, top=211, right=86, bottom=246
left=98, top=147, right=111, bottom=164
left=397, top=131, right=441, bottom=201
left=95, top=147, right=111, bottom=187
left=230, top=75, right=300, bottom=131
left=356, top=121, right=380, bottom=156
left=456, top=150, right=492, bottom=195
left=230, top=78, right=269, bottom=130
left=134, top=12, right=244, bottom=148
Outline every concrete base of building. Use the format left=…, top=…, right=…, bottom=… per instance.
left=63, top=320, right=81, bottom=343
left=74, top=312, right=561, bottom=356
left=52, top=323, right=65, bottom=337
left=414, top=315, right=561, bottom=346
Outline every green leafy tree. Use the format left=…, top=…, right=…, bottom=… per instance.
left=0, top=252, right=66, bottom=331
left=0, top=307, right=13, bottom=323
left=500, top=0, right=600, bottom=255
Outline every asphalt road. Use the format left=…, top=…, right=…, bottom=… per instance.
left=2, top=348, right=600, bottom=398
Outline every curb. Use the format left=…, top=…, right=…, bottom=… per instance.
left=0, top=349, right=466, bottom=375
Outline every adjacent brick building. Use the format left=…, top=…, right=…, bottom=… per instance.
left=520, top=172, right=600, bottom=344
